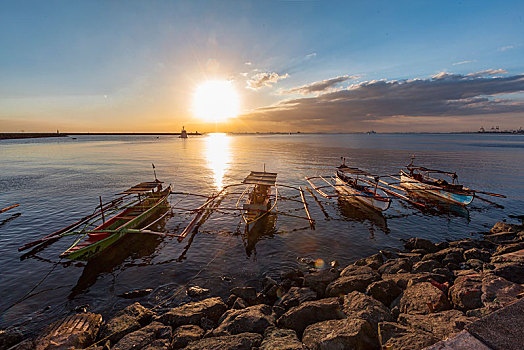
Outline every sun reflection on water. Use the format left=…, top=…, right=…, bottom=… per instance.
left=205, top=133, right=231, bottom=189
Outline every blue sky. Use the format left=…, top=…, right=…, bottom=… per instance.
left=1, top=1, right=523, bottom=132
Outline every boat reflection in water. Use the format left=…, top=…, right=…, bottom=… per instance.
left=69, top=208, right=171, bottom=299
left=405, top=191, right=470, bottom=221
left=242, top=213, right=277, bottom=258
left=337, top=198, right=390, bottom=236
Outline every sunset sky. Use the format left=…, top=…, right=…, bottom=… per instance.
left=1, top=1, right=524, bottom=133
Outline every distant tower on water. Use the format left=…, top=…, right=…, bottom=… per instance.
left=180, top=126, right=188, bottom=139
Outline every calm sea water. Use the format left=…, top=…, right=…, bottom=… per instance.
left=1, top=133, right=523, bottom=333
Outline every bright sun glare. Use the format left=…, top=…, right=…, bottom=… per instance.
left=193, top=80, right=239, bottom=122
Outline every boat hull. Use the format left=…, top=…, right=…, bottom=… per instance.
left=335, top=177, right=391, bottom=212
left=400, top=171, right=474, bottom=206
left=62, top=186, right=171, bottom=261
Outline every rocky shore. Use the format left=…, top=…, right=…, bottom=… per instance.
left=2, top=221, right=523, bottom=350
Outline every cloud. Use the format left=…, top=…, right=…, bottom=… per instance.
left=306, top=52, right=317, bottom=58
left=282, top=75, right=355, bottom=95
left=466, top=69, right=507, bottom=78
left=245, top=61, right=252, bottom=65
left=247, top=72, right=289, bottom=89
left=452, top=60, right=473, bottom=65
left=242, top=71, right=524, bottom=128
left=498, top=45, right=514, bottom=51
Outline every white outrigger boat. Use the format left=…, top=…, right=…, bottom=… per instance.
left=236, top=171, right=278, bottom=225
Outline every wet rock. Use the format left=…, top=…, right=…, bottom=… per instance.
left=0, top=328, right=23, bottom=349
left=340, top=264, right=379, bottom=278
left=302, top=318, right=377, bottom=350
left=423, top=247, right=464, bottom=263
left=435, top=241, right=450, bottom=251
left=412, top=259, right=441, bottom=273
left=118, top=288, right=153, bottom=299
left=343, top=291, right=392, bottom=330
left=100, top=302, right=154, bottom=344
left=491, top=248, right=524, bottom=264
left=494, top=241, right=524, bottom=256
left=275, top=287, right=317, bottom=309
left=272, top=305, right=286, bottom=318
left=157, top=297, right=227, bottom=327
left=449, top=274, right=483, bottom=310
left=112, top=322, right=171, bottom=350
left=187, top=286, right=210, bottom=298
left=411, top=249, right=427, bottom=255
left=171, top=325, right=204, bottom=349
left=432, top=267, right=454, bottom=280
left=378, top=258, right=412, bottom=274
left=330, top=260, right=340, bottom=269
left=463, top=258, right=485, bottom=271
left=232, top=298, right=247, bottom=309
left=463, top=248, right=491, bottom=262
left=260, top=327, right=304, bottom=350
left=230, top=287, right=257, bottom=304
left=226, top=294, right=238, bottom=308
left=183, top=332, right=263, bottom=350
left=297, top=256, right=316, bottom=266
left=325, top=273, right=378, bottom=296
left=382, top=272, right=439, bottom=290
left=366, top=279, right=403, bottom=307
left=214, top=304, right=274, bottom=336
left=277, top=297, right=344, bottom=335
left=354, top=253, right=384, bottom=270
left=36, top=312, right=102, bottom=350
left=399, top=282, right=450, bottom=314
left=492, top=261, right=524, bottom=283
left=281, top=269, right=304, bottom=281
left=449, top=239, right=481, bottom=250
left=490, top=222, right=518, bottom=234
left=380, top=250, right=399, bottom=260
left=481, top=273, right=524, bottom=308
left=398, top=310, right=476, bottom=340
left=404, top=238, right=437, bottom=253
left=378, top=321, right=438, bottom=350
left=303, top=269, right=339, bottom=296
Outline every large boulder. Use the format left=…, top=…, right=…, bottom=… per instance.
left=274, top=287, right=317, bottom=309
left=398, top=310, right=477, bottom=340
left=171, top=325, right=204, bottom=349
left=112, top=322, right=172, bottom=350
left=277, top=297, right=344, bottom=335
left=183, top=332, right=263, bottom=350
left=399, top=282, right=450, bottom=314
left=343, top=291, right=392, bottom=330
left=366, top=279, right=403, bottom=307
left=490, top=222, right=518, bottom=234
left=213, top=304, right=274, bottom=336
left=303, top=269, right=339, bottom=296
left=302, top=318, right=378, bottom=350
left=481, top=273, right=524, bottom=308
left=259, top=327, right=304, bottom=350
left=492, top=262, right=524, bottom=284
left=353, top=253, right=384, bottom=270
left=493, top=242, right=524, bottom=256
left=156, top=297, right=227, bottom=327
left=100, top=302, right=154, bottom=344
left=36, top=312, right=102, bottom=350
left=230, top=287, right=257, bottom=305
left=464, top=248, right=491, bottom=262
left=449, top=274, right=483, bottom=310
left=423, top=247, right=464, bottom=263
left=325, top=273, right=378, bottom=297
left=403, top=238, right=437, bottom=253
left=412, top=260, right=441, bottom=273
left=382, top=272, right=440, bottom=290
left=378, top=258, right=412, bottom=274
left=378, top=321, right=438, bottom=350
left=340, top=265, right=379, bottom=278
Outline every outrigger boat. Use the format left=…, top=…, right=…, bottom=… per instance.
left=236, top=171, right=278, bottom=226
left=60, top=181, right=171, bottom=260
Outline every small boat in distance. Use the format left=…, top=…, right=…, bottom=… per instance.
left=237, top=170, right=278, bottom=226
left=180, top=126, right=188, bottom=139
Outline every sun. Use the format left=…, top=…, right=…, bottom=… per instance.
left=193, top=80, right=239, bottom=122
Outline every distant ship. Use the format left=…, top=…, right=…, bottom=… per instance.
left=367, top=130, right=376, bottom=134
left=180, top=126, right=188, bottom=139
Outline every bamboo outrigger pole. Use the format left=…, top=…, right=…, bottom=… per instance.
left=306, top=186, right=330, bottom=219
left=299, top=187, right=315, bottom=229
left=0, top=203, right=19, bottom=214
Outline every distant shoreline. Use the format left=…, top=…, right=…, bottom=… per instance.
left=0, top=132, right=203, bottom=140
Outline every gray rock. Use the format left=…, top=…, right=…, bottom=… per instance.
left=403, top=238, right=437, bottom=253
left=171, top=325, right=204, bottom=349
left=156, top=297, right=227, bottom=327
left=260, top=327, right=304, bottom=350
left=449, top=274, right=483, bottom=310
left=343, top=291, right=392, bottom=330
left=230, top=287, right=257, bottom=304
left=366, top=279, right=403, bottom=307
left=112, top=322, right=172, bottom=350
left=36, top=312, right=102, bottom=350
left=399, top=282, right=450, bottom=314
left=277, top=297, right=344, bottom=335
left=481, top=273, right=524, bottom=308
left=378, top=321, right=438, bottom=350
left=100, top=302, right=154, bottom=344
left=214, top=304, right=274, bottom=336
left=302, top=318, right=378, bottom=350
left=492, top=261, right=524, bottom=283
left=398, top=310, right=477, bottom=340
left=187, top=286, right=210, bottom=297
left=353, top=253, right=384, bottom=270
left=340, top=264, right=378, bottom=278
left=303, top=269, right=339, bottom=296
left=275, top=287, right=317, bottom=309
left=378, top=258, right=413, bottom=274
left=183, top=332, right=263, bottom=350
left=412, top=259, right=441, bottom=273
left=325, top=273, right=378, bottom=296
left=382, top=272, right=439, bottom=289
left=463, top=248, right=491, bottom=262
